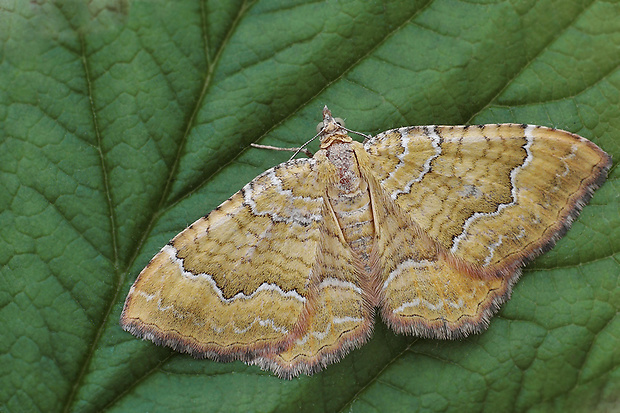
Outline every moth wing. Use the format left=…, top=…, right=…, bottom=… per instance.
left=121, top=158, right=327, bottom=360
left=362, top=126, right=610, bottom=337
left=364, top=124, right=611, bottom=273
left=250, top=152, right=374, bottom=378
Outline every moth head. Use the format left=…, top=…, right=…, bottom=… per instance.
left=316, top=118, right=345, bottom=133
left=316, top=106, right=345, bottom=134
left=317, top=106, right=352, bottom=149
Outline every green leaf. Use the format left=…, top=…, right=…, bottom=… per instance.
left=1, top=0, right=618, bottom=412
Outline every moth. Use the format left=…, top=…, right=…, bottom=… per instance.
left=121, top=107, right=610, bottom=378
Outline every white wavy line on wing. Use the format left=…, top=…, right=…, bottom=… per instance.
left=233, top=317, right=289, bottom=335
left=141, top=291, right=289, bottom=334
left=295, top=316, right=365, bottom=345
left=382, top=259, right=433, bottom=291
left=243, top=160, right=323, bottom=226
left=450, top=126, right=535, bottom=261
left=382, top=126, right=442, bottom=200
left=318, top=278, right=363, bottom=295
left=162, top=244, right=306, bottom=303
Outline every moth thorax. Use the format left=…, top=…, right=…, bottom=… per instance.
left=326, top=142, right=375, bottom=262
left=326, top=141, right=360, bottom=192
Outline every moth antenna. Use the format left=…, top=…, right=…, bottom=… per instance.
left=342, top=126, right=372, bottom=142
left=289, top=131, right=320, bottom=160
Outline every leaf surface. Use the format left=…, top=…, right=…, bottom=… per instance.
left=1, top=1, right=618, bottom=412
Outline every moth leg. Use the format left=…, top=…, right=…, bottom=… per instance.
left=251, top=143, right=314, bottom=158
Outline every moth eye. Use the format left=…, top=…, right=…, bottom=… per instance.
left=316, top=118, right=346, bottom=133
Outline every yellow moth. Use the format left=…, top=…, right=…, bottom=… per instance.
left=121, top=107, right=610, bottom=378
